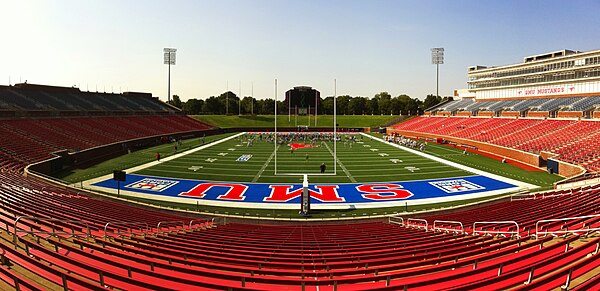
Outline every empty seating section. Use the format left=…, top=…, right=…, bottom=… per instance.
left=392, top=116, right=600, bottom=172
left=0, top=171, right=598, bottom=290
left=0, top=85, right=175, bottom=113
left=431, top=96, right=600, bottom=114
left=570, top=96, right=600, bottom=111
left=0, top=116, right=212, bottom=172
left=536, top=97, right=583, bottom=111
left=431, top=98, right=474, bottom=112
left=420, top=184, right=600, bottom=236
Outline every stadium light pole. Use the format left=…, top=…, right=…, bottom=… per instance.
left=274, top=79, right=278, bottom=175
left=226, top=81, right=229, bottom=115
left=163, top=48, right=177, bottom=104
left=431, top=48, right=444, bottom=98
left=334, top=79, right=337, bottom=175
left=251, top=82, right=254, bottom=115
left=239, top=80, right=241, bottom=116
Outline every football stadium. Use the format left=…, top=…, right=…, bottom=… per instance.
left=2, top=1, right=600, bottom=290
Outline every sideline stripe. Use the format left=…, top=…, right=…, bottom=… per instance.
left=253, top=144, right=279, bottom=182
left=323, top=141, right=356, bottom=183
left=83, top=132, right=245, bottom=187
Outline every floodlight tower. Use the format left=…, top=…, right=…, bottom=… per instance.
left=163, top=48, right=177, bottom=104
left=431, top=48, right=444, bottom=98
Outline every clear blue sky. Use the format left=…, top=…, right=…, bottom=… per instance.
left=1, top=0, right=599, bottom=102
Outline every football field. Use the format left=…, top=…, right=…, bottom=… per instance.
left=85, top=132, right=547, bottom=210
left=135, top=132, right=474, bottom=184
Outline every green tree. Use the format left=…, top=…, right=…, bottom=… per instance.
left=321, top=97, right=334, bottom=115
left=218, top=91, right=238, bottom=115
left=349, top=96, right=367, bottom=115
left=389, top=98, right=401, bottom=115
left=423, top=94, right=443, bottom=110
left=336, top=95, right=351, bottom=115
left=203, top=96, right=223, bottom=114
left=168, top=95, right=182, bottom=108
left=241, top=96, right=255, bottom=114
left=375, top=92, right=391, bottom=115
left=366, top=97, right=378, bottom=115
left=182, top=98, right=204, bottom=114
left=396, top=94, right=412, bottom=115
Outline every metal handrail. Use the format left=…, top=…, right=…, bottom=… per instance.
left=13, top=216, right=91, bottom=247
left=388, top=216, right=404, bottom=226
left=542, top=190, right=580, bottom=199
left=189, top=220, right=201, bottom=230
left=433, top=220, right=464, bottom=234
left=473, top=221, right=520, bottom=238
left=510, top=193, right=537, bottom=201
left=535, top=213, right=600, bottom=239
left=103, top=222, right=149, bottom=239
left=157, top=221, right=185, bottom=234
left=211, top=217, right=227, bottom=226
left=407, top=218, right=428, bottom=231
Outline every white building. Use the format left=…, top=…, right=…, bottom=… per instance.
left=467, top=49, right=600, bottom=100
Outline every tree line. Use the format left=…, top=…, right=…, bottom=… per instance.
left=168, top=92, right=448, bottom=115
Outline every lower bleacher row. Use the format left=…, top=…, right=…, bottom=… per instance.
left=0, top=172, right=599, bottom=290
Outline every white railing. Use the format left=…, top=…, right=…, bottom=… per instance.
left=211, top=217, right=227, bottom=226
left=407, top=218, right=428, bottom=231
left=13, top=216, right=91, bottom=247
left=473, top=221, right=520, bottom=238
left=103, top=222, right=149, bottom=239
left=388, top=216, right=404, bottom=226
left=433, top=220, right=464, bottom=234
left=510, top=193, right=537, bottom=201
left=535, top=213, right=600, bottom=239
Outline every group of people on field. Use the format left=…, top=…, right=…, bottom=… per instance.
left=383, top=134, right=427, bottom=151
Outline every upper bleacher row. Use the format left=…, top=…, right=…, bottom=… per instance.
left=429, top=95, right=600, bottom=118
left=0, top=83, right=176, bottom=115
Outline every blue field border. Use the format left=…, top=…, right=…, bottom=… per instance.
left=91, top=174, right=523, bottom=209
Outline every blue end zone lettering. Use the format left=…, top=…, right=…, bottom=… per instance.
left=92, top=174, right=520, bottom=206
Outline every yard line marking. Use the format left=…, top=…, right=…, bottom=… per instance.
left=82, top=132, right=245, bottom=187
left=362, top=133, right=538, bottom=190
left=323, top=142, right=356, bottom=183
left=142, top=168, right=256, bottom=177
left=252, top=144, right=279, bottom=182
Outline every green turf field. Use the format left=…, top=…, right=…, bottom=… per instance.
left=55, top=133, right=238, bottom=183
left=134, top=132, right=475, bottom=184
left=58, top=131, right=563, bottom=218
left=192, top=114, right=399, bottom=128
left=59, top=132, right=562, bottom=188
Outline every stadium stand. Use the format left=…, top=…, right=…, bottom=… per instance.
left=428, top=96, right=600, bottom=118
left=0, top=84, right=175, bottom=114
left=0, top=83, right=213, bottom=173
left=0, top=115, right=212, bottom=172
left=392, top=116, right=600, bottom=173
left=1, top=171, right=599, bottom=290
left=1, top=82, right=599, bottom=289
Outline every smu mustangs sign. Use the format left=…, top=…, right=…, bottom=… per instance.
left=91, top=174, right=522, bottom=209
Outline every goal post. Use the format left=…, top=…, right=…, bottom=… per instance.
left=273, top=79, right=337, bottom=177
